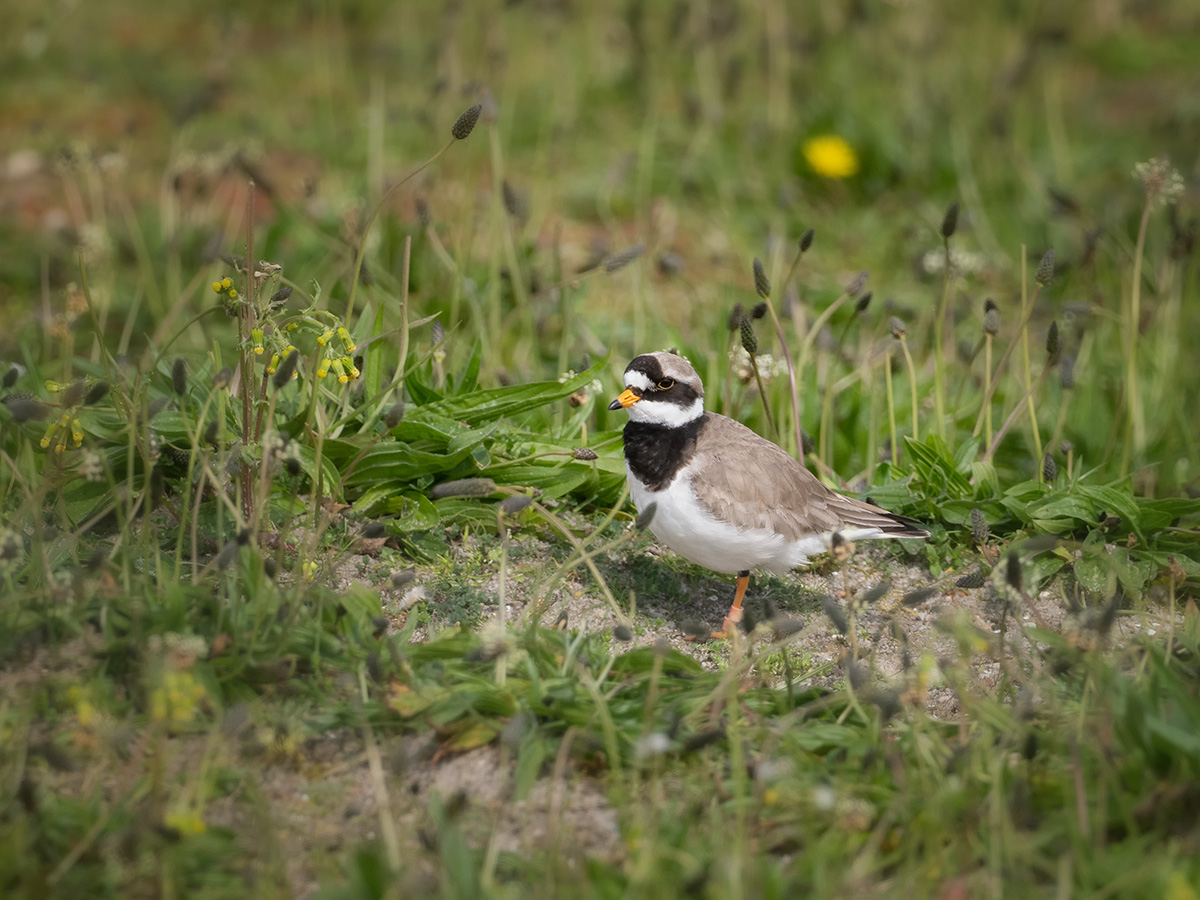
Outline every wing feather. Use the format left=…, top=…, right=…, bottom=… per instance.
left=689, top=414, right=925, bottom=540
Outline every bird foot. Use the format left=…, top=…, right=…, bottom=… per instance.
left=686, top=607, right=743, bottom=642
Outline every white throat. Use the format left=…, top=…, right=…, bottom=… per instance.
left=627, top=396, right=705, bottom=427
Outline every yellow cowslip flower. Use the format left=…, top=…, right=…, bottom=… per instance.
left=802, top=134, right=860, bottom=179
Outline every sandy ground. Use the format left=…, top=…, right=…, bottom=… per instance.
left=11, top=523, right=1164, bottom=897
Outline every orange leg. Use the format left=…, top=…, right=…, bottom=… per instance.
left=715, top=570, right=751, bottom=638
left=686, top=570, right=750, bottom=641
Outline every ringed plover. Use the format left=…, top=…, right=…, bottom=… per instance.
left=609, top=351, right=928, bottom=638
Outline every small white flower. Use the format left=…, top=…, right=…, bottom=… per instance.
left=922, top=247, right=988, bottom=277
left=80, top=449, right=106, bottom=483
left=1133, top=156, right=1185, bottom=206
left=811, top=784, right=837, bottom=811
left=728, top=344, right=780, bottom=383
left=635, top=732, right=671, bottom=759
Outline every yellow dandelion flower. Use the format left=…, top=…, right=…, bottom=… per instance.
left=802, top=134, right=860, bottom=179
left=165, top=810, right=207, bottom=836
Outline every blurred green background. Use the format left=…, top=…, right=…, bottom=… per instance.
left=2, top=0, right=1198, bottom=489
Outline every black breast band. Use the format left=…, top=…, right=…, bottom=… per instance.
left=623, top=414, right=708, bottom=492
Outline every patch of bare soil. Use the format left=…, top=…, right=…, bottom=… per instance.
left=217, top=731, right=622, bottom=896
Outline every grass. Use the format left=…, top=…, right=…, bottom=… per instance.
left=2, top=0, right=1200, bottom=897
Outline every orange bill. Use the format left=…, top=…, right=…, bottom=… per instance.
left=607, top=388, right=641, bottom=410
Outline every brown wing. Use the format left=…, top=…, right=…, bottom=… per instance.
left=690, top=414, right=927, bottom=540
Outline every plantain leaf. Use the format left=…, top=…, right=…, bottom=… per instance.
left=345, top=440, right=480, bottom=485
left=293, top=443, right=345, bottom=501
left=1074, top=484, right=1147, bottom=542
left=411, top=357, right=607, bottom=426
left=905, top=435, right=973, bottom=499
left=442, top=720, right=500, bottom=752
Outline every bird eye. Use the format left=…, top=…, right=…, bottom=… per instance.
left=657, top=378, right=675, bottom=390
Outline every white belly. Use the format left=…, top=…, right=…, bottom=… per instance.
left=628, top=464, right=826, bottom=575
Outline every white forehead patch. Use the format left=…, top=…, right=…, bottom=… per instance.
left=624, top=370, right=654, bottom=391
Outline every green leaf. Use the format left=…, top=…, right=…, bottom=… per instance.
left=412, top=357, right=608, bottom=426
left=387, top=683, right=448, bottom=717
left=939, top=500, right=1011, bottom=527
left=447, top=421, right=500, bottom=454
left=1074, top=551, right=1113, bottom=594
left=999, top=480, right=1047, bottom=524
left=345, top=439, right=481, bottom=485
left=1074, top=484, right=1147, bottom=542
left=352, top=484, right=441, bottom=526
left=1003, top=480, right=1047, bottom=502
left=1028, top=494, right=1097, bottom=533
left=1028, top=494, right=1095, bottom=522
left=145, top=411, right=197, bottom=445
left=434, top=498, right=502, bottom=531
left=366, top=302, right=387, bottom=399
left=905, top=435, right=972, bottom=499
left=1145, top=716, right=1200, bottom=757
left=443, top=720, right=500, bottom=752
left=610, top=647, right=704, bottom=677
left=487, top=464, right=589, bottom=500
left=450, top=342, right=482, bottom=395
left=1027, top=554, right=1066, bottom=586
left=406, top=365, right=442, bottom=406
left=293, top=443, right=345, bottom=501
left=970, top=461, right=999, bottom=497
left=1139, top=497, right=1200, bottom=530
left=392, top=417, right=465, bottom=444
left=513, top=730, right=547, bottom=801
left=62, top=478, right=114, bottom=527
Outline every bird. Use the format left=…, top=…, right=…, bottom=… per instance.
left=608, top=351, right=928, bottom=638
